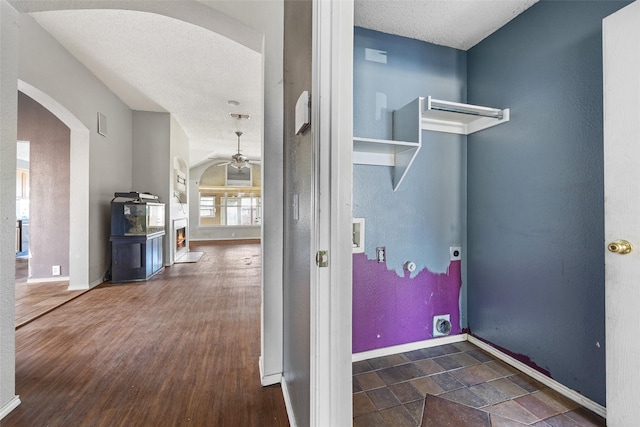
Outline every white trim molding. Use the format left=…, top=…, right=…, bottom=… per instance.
left=259, top=356, right=281, bottom=386
left=27, top=277, right=70, bottom=284
left=0, top=396, right=20, bottom=420
left=281, top=378, right=298, bottom=427
left=309, top=0, right=354, bottom=426
left=352, top=334, right=468, bottom=363
left=67, top=278, right=103, bottom=291
left=467, top=336, right=606, bottom=418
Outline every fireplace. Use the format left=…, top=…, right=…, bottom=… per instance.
left=176, top=227, right=186, bottom=249
left=173, top=218, right=188, bottom=260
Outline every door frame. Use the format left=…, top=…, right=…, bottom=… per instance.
left=309, top=0, right=354, bottom=425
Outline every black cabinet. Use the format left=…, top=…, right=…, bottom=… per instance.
left=111, top=234, right=164, bottom=282
left=110, top=195, right=165, bottom=283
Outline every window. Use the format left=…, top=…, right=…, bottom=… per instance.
left=199, top=192, right=261, bottom=226
left=200, top=196, right=215, bottom=217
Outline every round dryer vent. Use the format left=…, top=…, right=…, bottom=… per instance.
left=436, top=318, right=452, bottom=335
left=433, top=314, right=452, bottom=337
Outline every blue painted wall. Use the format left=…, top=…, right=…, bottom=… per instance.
left=353, top=27, right=467, bottom=279
left=467, top=0, right=629, bottom=407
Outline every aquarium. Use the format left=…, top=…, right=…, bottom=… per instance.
left=111, top=201, right=165, bottom=236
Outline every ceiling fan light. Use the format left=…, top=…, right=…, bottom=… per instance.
left=230, top=161, right=248, bottom=169
left=226, top=130, right=251, bottom=169
left=232, top=153, right=248, bottom=163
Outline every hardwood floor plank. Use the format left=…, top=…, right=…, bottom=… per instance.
left=3, top=241, right=289, bottom=427
left=14, top=258, right=87, bottom=328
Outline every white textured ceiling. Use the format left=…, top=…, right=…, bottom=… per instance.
left=355, top=0, right=538, bottom=51
left=31, top=9, right=262, bottom=168
left=29, top=1, right=537, bottom=169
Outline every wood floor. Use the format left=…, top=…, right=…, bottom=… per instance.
left=15, top=258, right=87, bottom=328
left=3, top=240, right=289, bottom=427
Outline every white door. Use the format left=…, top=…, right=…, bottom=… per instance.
left=603, top=2, right=640, bottom=425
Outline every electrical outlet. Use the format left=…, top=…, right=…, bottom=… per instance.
left=52, top=265, right=61, bottom=276
left=376, top=247, right=385, bottom=263
left=450, top=246, right=461, bottom=261
left=433, top=314, right=451, bottom=337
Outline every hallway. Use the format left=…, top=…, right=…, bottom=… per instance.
left=2, top=240, right=288, bottom=427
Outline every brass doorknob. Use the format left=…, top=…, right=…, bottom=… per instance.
left=608, top=240, right=633, bottom=254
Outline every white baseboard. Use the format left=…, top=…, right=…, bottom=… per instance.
left=281, top=378, right=298, bottom=427
left=27, top=276, right=70, bottom=284
left=67, top=281, right=97, bottom=291
left=467, top=335, right=606, bottom=419
left=259, top=356, right=282, bottom=386
left=67, top=277, right=103, bottom=291
left=0, top=396, right=20, bottom=420
left=189, top=238, right=261, bottom=242
left=352, top=334, right=468, bottom=362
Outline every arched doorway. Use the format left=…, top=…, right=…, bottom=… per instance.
left=18, top=81, right=90, bottom=290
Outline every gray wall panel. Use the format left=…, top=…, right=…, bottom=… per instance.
left=283, top=0, right=312, bottom=423
left=467, top=1, right=629, bottom=406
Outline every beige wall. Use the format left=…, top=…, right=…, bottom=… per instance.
left=17, top=92, right=70, bottom=280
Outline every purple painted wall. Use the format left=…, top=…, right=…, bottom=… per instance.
left=353, top=253, right=461, bottom=353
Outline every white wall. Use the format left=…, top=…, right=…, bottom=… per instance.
left=0, top=1, right=20, bottom=419
left=170, top=116, right=190, bottom=262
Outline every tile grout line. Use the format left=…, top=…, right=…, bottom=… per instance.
left=353, top=343, right=604, bottom=427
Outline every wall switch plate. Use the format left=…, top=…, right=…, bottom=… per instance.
left=450, top=246, right=462, bottom=261
left=376, top=247, right=385, bottom=263
left=52, top=265, right=61, bottom=276
left=433, top=314, right=451, bottom=337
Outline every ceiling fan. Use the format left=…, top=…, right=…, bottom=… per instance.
left=220, top=131, right=252, bottom=170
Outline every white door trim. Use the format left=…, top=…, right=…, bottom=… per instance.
left=310, top=0, right=354, bottom=426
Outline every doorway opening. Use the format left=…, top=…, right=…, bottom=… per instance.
left=16, top=141, right=29, bottom=259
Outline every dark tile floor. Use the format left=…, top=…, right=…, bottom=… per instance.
left=353, top=341, right=606, bottom=426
